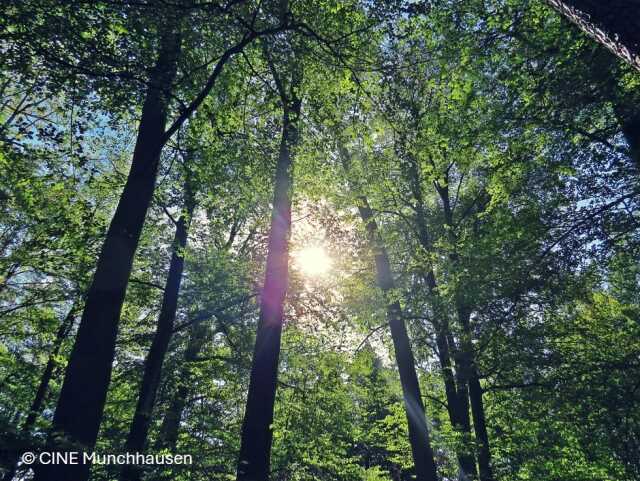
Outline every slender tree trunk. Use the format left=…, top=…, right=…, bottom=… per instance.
left=424, top=276, right=475, bottom=479
left=26, top=308, right=76, bottom=431
left=458, top=309, right=493, bottom=481
left=120, top=183, right=195, bottom=481
left=2, top=306, right=76, bottom=481
left=433, top=317, right=476, bottom=480
left=404, top=155, right=477, bottom=479
left=447, top=332, right=473, bottom=449
left=444, top=328, right=481, bottom=481
left=431, top=318, right=459, bottom=426
left=357, top=198, right=439, bottom=481
left=156, top=385, right=187, bottom=452
left=155, top=318, right=210, bottom=451
left=545, top=0, right=640, bottom=72
left=33, top=26, right=182, bottom=481
left=336, top=142, right=438, bottom=481
left=236, top=98, right=301, bottom=481
left=432, top=180, right=494, bottom=481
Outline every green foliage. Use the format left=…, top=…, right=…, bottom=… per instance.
left=1, top=1, right=640, bottom=481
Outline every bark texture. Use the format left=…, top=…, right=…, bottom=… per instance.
left=545, top=0, right=640, bottom=71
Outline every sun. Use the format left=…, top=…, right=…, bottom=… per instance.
left=293, top=245, right=332, bottom=277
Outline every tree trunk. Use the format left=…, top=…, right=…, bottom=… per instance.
left=404, top=155, right=476, bottom=479
left=432, top=179, right=493, bottom=481
left=236, top=99, right=301, bottom=481
left=33, top=26, right=182, bottom=481
left=2, top=306, right=76, bottom=481
left=155, top=318, right=210, bottom=451
left=623, top=116, right=640, bottom=169
left=545, top=0, right=640, bottom=71
left=433, top=318, right=476, bottom=480
left=614, top=104, right=640, bottom=169
left=447, top=332, right=474, bottom=464
left=357, top=198, right=439, bottom=481
left=458, top=309, right=493, bottom=481
left=120, top=183, right=195, bottom=481
left=424, top=276, right=476, bottom=479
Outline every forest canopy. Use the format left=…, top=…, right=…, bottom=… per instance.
left=0, top=1, right=639, bottom=481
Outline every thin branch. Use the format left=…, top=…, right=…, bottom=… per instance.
left=354, top=322, right=387, bottom=353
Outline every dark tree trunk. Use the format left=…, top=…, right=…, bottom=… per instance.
left=336, top=142, right=438, bottom=481
left=623, top=118, right=640, bottom=168
left=447, top=333, right=473, bottom=459
left=357, top=198, right=439, bottom=481
left=236, top=98, right=301, bottom=481
left=2, top=307, right=76, bottom=481
left=431, top=318, right=459, bottom=427
left=432, top=179, right=493, bottom=481
left=404, top=155, right=477, bottom=479
left=26, top=308, right=76, bottom=432
left=433, top=318, right=476, bottom=480
left=545, top=0, right=640, bottom=71
left=155, top=318, right=210, bottom=451
left=120, top=183, right=196, bottom=481
left=33, top=26, right=182, bottom=481
left=469, top=372, right=491, bottom=481
left=458, top=309, right=493, bottom=481
left=156, top=385, right=187, bottom=452
left=615, top=104, right=640, bottom=169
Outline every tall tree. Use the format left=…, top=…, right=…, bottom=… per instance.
left=24, top=4, right=291, bottom=480
left=120, top=170, right=196, bottom=481
left=356, top=197, right=439, bottom=481
left=370, top=22, right=496, bottom=477
left=399, top=139, right=478, bottom=480
left=236, top=37, right=303, bottom=481
left=33, top=20, right=183, bottom=481
left=338, top=141, right=439, bottom=481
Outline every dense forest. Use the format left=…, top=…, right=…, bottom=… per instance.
left=1, top=1, right=639, bottom=480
